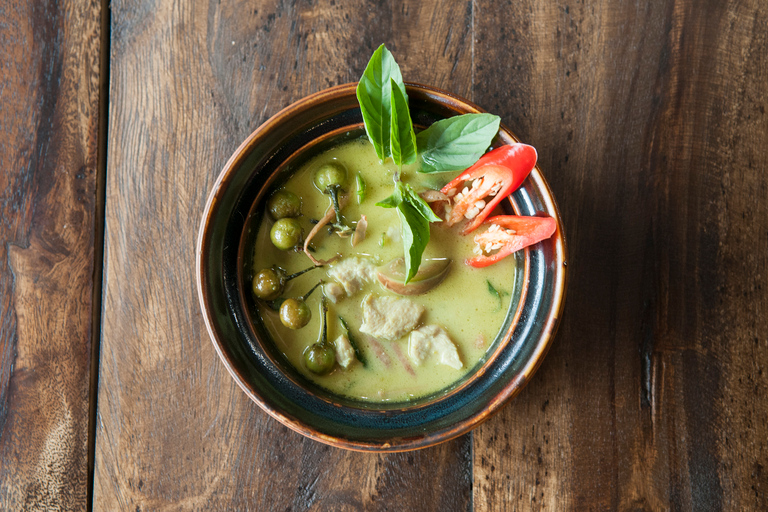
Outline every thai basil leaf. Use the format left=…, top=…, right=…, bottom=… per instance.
left=376, top=181, right=440, bottom=282
left=416, top=113, right=501, bottom=173
left=401, top=182, right=441, bottom=223
left=390, top=77, right=417, bottom=166
left=375, top=190, right=401, bottom=209
left=356, top=44, right=406, bottom=161
left=375, top=178, right=404, bottom=209
left=396, top=200, right=431, bottom=283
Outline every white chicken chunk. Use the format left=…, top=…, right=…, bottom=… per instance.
left=326, top=257, right=376, bottom=296
left=359, top=294, right=425, bottom=340
left=408, top=325, right=463, bottom=370
left=333, top=334, right=356, bottom=369
left=323, top=282, right=345, bottom=303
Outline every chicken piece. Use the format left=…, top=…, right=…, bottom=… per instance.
left=323, top=282, right=345, bottom=303
left=408, top=325, right=463, bottom=370
left=326, top=257, right=376, bottom=296
left=359, top=294, right=425, bottom=340
left=333, top=334, right=356, bottom=369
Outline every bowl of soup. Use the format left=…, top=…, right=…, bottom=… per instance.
left=196, top=82, right=567, bottom=451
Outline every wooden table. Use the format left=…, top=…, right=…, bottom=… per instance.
left=2, top=0, right=767, bottom=510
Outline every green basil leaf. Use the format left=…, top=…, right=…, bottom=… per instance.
left=416, top=113, right=501, bottom=173
left=401, top=182, right=442, bottom=222
left=396, top=200, right=431, bottom=283
left=375, top=183, right=402, bottom=208
left=356, top=44, right=406, bottom=161
left=375, top=195, right=399, bottom=208
left=377, top=182, right=440, bottom=283
left=390, top=77, right=417, bottom=167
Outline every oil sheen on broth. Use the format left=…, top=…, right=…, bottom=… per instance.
left=252, top=137, right=515, bottom=402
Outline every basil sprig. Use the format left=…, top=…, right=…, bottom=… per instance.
left=356, top=44, right=501, bottom=282
left=376, top=182, right=442, bottom=283
left=356, top=45, right=407, bottom=161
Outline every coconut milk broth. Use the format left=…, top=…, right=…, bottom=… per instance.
left=252, top=138, right=516, bottom=402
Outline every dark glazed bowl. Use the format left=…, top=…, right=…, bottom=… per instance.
left=196, top=83, right=567, bottom=451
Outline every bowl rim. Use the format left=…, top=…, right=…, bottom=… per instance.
left=196, top=82, right=568, bottom=451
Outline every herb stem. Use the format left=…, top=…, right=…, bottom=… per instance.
left=329, top=185, right=344, bottom=227
left=320, top=296, right=328, bottom=344
left=285, top=264, right=321, bottom=281
left=301, top=280, right=324, bottom=302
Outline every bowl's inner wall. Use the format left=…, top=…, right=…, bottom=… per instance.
left=201, top=86, right=562, bottom=444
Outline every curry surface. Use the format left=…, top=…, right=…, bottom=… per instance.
left=252, top=138, right=516, bottom=402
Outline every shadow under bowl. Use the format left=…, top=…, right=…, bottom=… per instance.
left=196, top=82, right=567, bottom=451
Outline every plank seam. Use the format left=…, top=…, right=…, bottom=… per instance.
left=86, top=0, right=111, bottom=509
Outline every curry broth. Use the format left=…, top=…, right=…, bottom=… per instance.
left=252, top=138, right=515, bottom=402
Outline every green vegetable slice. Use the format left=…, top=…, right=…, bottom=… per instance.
left=355, top=173, right=367, bottom=203
left=339, top=316, right=367, bottom=367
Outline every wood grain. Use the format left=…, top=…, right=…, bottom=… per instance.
left=473, top=1, right=768, bottom=510
left=0, top=0, right=757, bottom=508
left=0, top=0, right=102, bottom=509
left=93, top=1, right=473, bottom=509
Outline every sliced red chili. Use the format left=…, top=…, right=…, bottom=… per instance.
left=440, top=144, right=537, bottom=234
left=466, top=215, right=556, bottom=268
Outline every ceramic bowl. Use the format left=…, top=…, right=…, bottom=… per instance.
left=196, top=83, right=567, bottom=451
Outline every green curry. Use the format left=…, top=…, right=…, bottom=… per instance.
left=252, top=138, right=515, bottom=402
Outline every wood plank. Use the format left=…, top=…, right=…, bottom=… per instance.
left=0, top=0, right=102, bottom=509
left=93, top=1, right=473, bottom=509
left=473, top=0, right=768, bottom=510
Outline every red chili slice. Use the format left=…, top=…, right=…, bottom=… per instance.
left=467, top=215, right=556, bottom=268
left=440, top=144, right=537, bottom=234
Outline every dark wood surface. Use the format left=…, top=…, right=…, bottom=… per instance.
left=473, top=2, right=768, bottom=510
left=0, top=0, right=103, bottom=510
left=2, top=0, right=767, bottom=510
